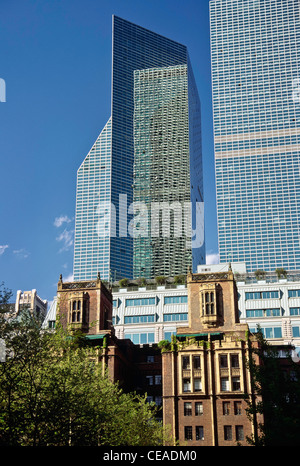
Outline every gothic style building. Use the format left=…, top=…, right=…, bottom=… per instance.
left=162, top=268, right=263, bottom=446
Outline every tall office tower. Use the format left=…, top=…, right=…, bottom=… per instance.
left=74, top=119, right=112, bottom=281
left=133, top=64, right=204, bottom=278
left=74, top=16, right=205, bottom=282
left=210, top=0, right=300, bottom=272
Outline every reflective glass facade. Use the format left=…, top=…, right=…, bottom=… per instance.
left=133, top=64, right=203, bottom=278
left=74, top=16, right=205, bottom=281
left=74, top=118, right=112, bottom=281
left=210, top=0, right=300, bottom=272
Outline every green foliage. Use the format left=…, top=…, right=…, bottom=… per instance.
left=157, top=340, right=171, bottom=352
left=275, top=268, right=287, bottom=279
left=173, top=275, right=186, bottom=285
left=0, top=287, right=170, bottom=446
left=119, top=278, right=129, bottom=288
left=254, top=269, right=266, bottom=280
left=245, top=331, right=300, bottom=446
left=155, top=276, right=166, bottom=285
left=136, top=277, right=147, bottom=287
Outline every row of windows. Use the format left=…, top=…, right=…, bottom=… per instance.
left=114, top=295, right=188, bottom=307
left=246, top=308, right=281, bottom=318
left=249, top=326, right=282, bottom=339
left=184, top=425, right=244, bottom=442
left=245, top=291, right=279, bottom=300
left=124, top=332, right=155, bottom=345
left=145, top=375, right=162, bottom=386
left=183, top=401, right=242, bottom=417
left=124, top=314, right=157, bottom=324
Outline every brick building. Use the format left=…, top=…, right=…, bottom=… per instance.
left=162, top=267, right=263, bottom=446
left=56, top=274, right=162, bottom=405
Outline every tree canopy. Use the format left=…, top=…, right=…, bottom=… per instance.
left=0, top=283, right=171, bottom=446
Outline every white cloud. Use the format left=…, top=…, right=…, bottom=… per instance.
left=206, top=252, right=219, bottom=265
left=54, top=215, right=72, bottom=228
left=13, top=248, right=30, bottom=259
left=0, top=245, right=9, bottom=256
left=56, top=229, right=74, bottom=252
left=63, top=272, right=74, bottom=282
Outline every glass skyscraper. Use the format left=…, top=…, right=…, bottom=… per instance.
left=74, top=16, right=205, bottom=282
left=210, top=0, right=300, bottom=272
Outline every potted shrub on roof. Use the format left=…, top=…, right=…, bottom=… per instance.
left=254, top=269, right=266, bottom=280
left=155, top=276, right=166, bottom=286
left=275, top=268, right=287, bottom=279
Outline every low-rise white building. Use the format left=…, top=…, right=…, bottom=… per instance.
left=112, top=284, right=188, bottom=344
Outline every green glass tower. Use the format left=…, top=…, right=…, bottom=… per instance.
left=133, top=64, right=197, bottom=278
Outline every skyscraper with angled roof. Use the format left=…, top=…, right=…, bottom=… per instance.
left=74, top=16, right=205, bottom=282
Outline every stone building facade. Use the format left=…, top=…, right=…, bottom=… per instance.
left=162, top=268, right=263, bottom=446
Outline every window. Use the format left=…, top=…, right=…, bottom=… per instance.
left=163, top=313, right=188, bottom=322
left=195, top=402, right=203, bottom=416
left=184, top=426, right=193, bottom=441
left=125, top=297, right=156, bottom=307
left=124, top=314, right=156, bottom=324
left=155, top=375, right=162, bottom=385
left=232, top=377, right=241, bottom=391
left=155, top=396, right=162, bottom=406
left=235, top=425, right=244, bottom=441
left=193, top=355, right=201, bottom=369
left=48, top=320, right=55, bottom=329
left=231, top=354, right=239, bottom=368
left=147, top=355, right=154, bottom=363
left=164, top=295, right=188, bottom=304
left=195, top=426, right=204, bottom=441
left=234, top=401, right=242, bottom=415
left=204, top=291, right=215, bottom=315
left=221, top=377, right=229, bottom=391
left=223, top=402, right=230, bottom=415
left=184, top=402, right=192, bottom=416
left=182, top=356, right=190, bottom=370
left=146, top=376, right=153, bottom=386
left=220, top=354, right=228, bottom=368
left=183, top=378, right=191, bottom=392
left=194, top=378, right=202, bottom=392
left=245, top=291, right=279, bottom=300
left=124, top=332, right=155, bottom=344
left=224, top=425, right=232, bottom=441
left=288, top=289, right=300, bottom=298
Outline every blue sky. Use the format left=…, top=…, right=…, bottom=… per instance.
left=0, top=0, right=218, bottom=305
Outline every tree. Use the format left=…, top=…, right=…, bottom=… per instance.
left=275, top=268, right=287, bottom=279
left=0, top=286, right=171, bottom=446
left=254, top=269, right=266, bottom=280
left=173, top=275, right=186, bottom=285
left=155, top=276, right=166, bottom=285
left=245, top=330, right=300, bottom=446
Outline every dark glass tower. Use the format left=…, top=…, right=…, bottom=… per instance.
left=74, top=16, right=205, bottom=282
